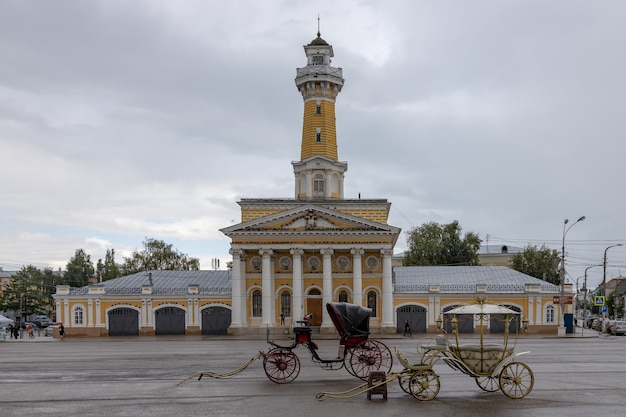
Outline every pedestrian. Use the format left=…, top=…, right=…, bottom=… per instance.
left=26, top=323, right=34, bottom=339
left=403, top=320, right=411, bottom=337
left=280, top=311, right=285, bottom=326
left=59, top=323, right=65, bottom=340
left=13, top=325, right=19, bottom=340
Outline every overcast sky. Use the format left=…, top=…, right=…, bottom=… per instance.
left=1, top=0, right=625, bottom=290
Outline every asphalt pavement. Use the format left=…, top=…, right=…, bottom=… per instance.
left=1, top=328, right=622, bottom=417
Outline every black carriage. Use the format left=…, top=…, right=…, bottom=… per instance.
left=262, top=302, right=393, bottom=383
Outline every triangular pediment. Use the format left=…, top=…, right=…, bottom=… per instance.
left=221, top=204, right=398, bottom=235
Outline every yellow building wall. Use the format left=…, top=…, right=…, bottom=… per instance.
left=55, top=295, right=231, bottom=337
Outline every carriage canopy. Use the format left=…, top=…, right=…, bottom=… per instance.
left=444, top=303, right=519, bottom=316
left=326, top=302, right=371, bottom=336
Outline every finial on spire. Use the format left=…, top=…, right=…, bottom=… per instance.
left=317, top=14, right=321, bottom=37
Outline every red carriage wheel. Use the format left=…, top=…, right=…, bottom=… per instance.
left=346, top=340, right=393, bottom=380
left=263, top=349, right=301, bottom=384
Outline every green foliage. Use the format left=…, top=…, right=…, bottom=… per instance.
left=64, top=249, right=95, bottom=287
left=510, top=244, right=560, bottom=284
left=0, top=265, right=51, bottom=317
left=120, top=237, right=200, bottom=275
left=96, top=249, right=121, bottom=281
left=403, top=220, right=481, bottom=266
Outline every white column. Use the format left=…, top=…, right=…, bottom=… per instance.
left=305, top=170, right=312, bottom=197
left=321, top=248, right=334, bottom=327
left=536, top=296, right=543, bottom=325
left=325, top=169, right=332, bottom=198
left=147, top=299, right=153, bottom=326
left=239, top=252, right=248, bottom=327
left=187, top=298, right=193, bottom=327
left=290, top=248, right=304, bottom=322
left=87, top=299, right=94, bottom=327
left=350, top=248, right=364, bottom=306
left=95, top=299, right=101, bottom=327
left=229, top=248, right=244, bottom=328
left=141, top=299, right=147, bottom=327
left=381, top=249, right=394, bottom=328
left=63, top=300, right=69, bottom=327
left=260, top=249, right=274, bottom=326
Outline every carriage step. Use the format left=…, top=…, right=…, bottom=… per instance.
left=367, top=371, right=388, bottom=401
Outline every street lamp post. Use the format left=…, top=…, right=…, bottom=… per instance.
left=602, top=243, right=623, bottom=332
left=559, top=216, right=586, bottom=336
left=576, top=265, right=599, bottom=336
left=582, top=265, right=599, bottom=326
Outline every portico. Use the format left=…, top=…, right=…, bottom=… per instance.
left=221, top=202, right=400, bottom=334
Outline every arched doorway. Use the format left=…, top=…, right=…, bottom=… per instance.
left=396, top=305, right=427, bottom=334
left=305, top=288, right=322, bottom=326
left=443, top=305, right=474, bottom=333
left=155, top=306, right=186, bottom=335
left=108, top=307, right=139, bottom=336
left=201, top=306, right=231, bottom=335
left=490, top=305, right=522, bottom=333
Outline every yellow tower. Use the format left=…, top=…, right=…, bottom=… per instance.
left=292, top=32, right=347, bottom=200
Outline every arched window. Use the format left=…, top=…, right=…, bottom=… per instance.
left=338, top=290, right=348, bottom=303
left=280, top=290, right=291, bottom=317
left=367, top=291, right=377, bottom=317
left=546, top=305, right=555, bottom=323
left=73, top=306, right=85, bottom=326
left=252, top=290, right=262, bottom=317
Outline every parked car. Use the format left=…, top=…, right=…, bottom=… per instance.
left=611, top=321, right=626, bottom=335
left=44, top=323, right=62, bottom=337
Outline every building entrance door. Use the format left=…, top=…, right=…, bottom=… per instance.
left=306, top=298, right=322, bottom=326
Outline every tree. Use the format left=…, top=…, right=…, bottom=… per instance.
left=510, top=244, right=560, bottom=284
left=403, top=221, right=481, bottom=266
left=120, top=237, right=200, bottom=275
left=0, top=265, right=49, bottom=318
left=64, top=249, right=95, bottom=287
left=96, top=249, right=121, bottom=282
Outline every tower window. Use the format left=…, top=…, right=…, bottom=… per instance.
left=313, top=173, right=324, bottom=196
left=316, top=104, right=321, bottom=114
left=315, top=128, right=321, bottom=142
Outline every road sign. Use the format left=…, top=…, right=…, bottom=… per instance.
left=600, top=305, right=608, bottom=313
left=553, top=295, right=573, bottom=304
left=594, top=296, right=606, bottom=306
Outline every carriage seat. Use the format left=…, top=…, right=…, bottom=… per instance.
left=394, top=346, right=431, bottom=372
left=293, top=325, right=313, bottom=344
left=449, top=344, right=513, bottom=375
left=452, top=343, right=509, bottom=352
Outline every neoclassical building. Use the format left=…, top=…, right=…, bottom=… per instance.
left=52, top=32, right=565, bottom=337
left=220, top=32, right=401, bottom=334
